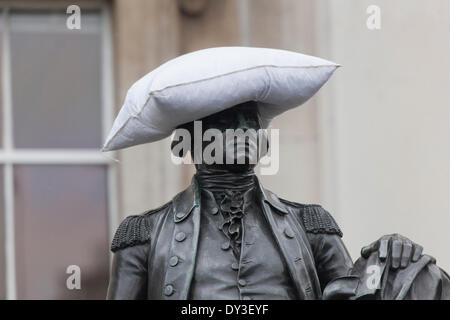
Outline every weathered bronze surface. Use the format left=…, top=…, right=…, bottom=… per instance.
left=107, top=102, right=449, bottom=300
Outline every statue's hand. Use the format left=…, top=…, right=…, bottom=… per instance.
left=360, top=234, right=423, bottom=269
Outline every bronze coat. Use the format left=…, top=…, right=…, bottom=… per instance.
left=107, top=178, right=352, bottom=300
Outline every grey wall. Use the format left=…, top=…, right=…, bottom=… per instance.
left=316, top=0, right=450, bottom=270
left=113, top=0, right=450, bottom=271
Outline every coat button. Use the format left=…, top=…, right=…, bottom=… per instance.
left=221, top=242, right=230, bottom=250
left=284, top=227, right=295, bottom=239
left=211, top=207, right=219, bottom=215
left=231, top=262, right=239, bottom=270
left=175, top=232, right=186, bottom=242
left=169, top=256, right=179, bottom=267
left=164, top=285, right=174, bottom=296
left=238, top=279, right=247, bottom=287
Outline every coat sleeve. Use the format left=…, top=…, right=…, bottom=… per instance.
left=107, top=244, right=149, bottom=299
left=308, top=233, right=354, bottom=290
left=106, top=214, right=152, bottom=300
left=300, top=205, right=354, bottom=290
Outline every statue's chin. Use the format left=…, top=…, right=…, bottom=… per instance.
left=225, top=163, right=256, bottom=173
left=195, top=144, right=261, bottom=172
left=197, top=160, right=257, bottom=173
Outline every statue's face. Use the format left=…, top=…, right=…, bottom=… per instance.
left=202, top=102, right=263, bottom=170
left=175, top=101, right=267, bottom=171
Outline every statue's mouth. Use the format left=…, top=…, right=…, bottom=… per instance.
left=226, top=139, right=258, bottom=165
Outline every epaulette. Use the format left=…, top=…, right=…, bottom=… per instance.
left=300, top=205, right=343, bottom=237
left=110, top=203, right=169, bottom=252
left=111, top=214, right=151, bottom=252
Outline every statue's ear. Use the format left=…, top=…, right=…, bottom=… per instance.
left=171, top=128, right=192, bottom=158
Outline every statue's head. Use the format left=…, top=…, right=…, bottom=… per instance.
left=171, top=101, right=269, bottom=172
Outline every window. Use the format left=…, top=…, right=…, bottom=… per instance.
left=0, top=3, right=116, bottom=299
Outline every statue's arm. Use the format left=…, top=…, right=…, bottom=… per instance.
left=107, top=244, right=149, bottom=300
left=106, top=214, right=152, bottom=300
left=299, top=205, right=353, bottom=290
left=308, top=232, right=354, bottom=290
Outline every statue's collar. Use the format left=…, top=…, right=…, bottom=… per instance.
left=173, top=175, right=288, bottom=223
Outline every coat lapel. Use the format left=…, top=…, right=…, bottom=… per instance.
left=162, top=177, right=319, bottom=300
left=162, top=179, right=201, bottom=299
left=255, top=180, right=318, bottom=299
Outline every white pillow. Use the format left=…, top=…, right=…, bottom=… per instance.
left=103, top=46, right=339, bottom=151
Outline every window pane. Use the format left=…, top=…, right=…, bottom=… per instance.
left=10, top=11, right=103, bottom=149
left=0, top=166, right=5, bottom=299
left=14, top=165, right=109, bottom=299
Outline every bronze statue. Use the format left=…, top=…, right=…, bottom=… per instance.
left=107, top=101, right=449, bottom=300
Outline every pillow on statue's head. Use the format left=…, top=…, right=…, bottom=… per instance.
left=102, top=46, right=340, bottom=151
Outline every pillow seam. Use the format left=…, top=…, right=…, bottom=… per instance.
left=103, top=64, right=335, bottom=150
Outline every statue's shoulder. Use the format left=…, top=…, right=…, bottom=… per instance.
left=278, top=198, right=343, bottom=237
left=111, top=201, right=172, bottom=252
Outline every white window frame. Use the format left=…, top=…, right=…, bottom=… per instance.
left=0, top=1, right=117, bottom=299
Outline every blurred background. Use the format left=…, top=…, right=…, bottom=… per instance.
left=0, top=0, right=449, bottom=299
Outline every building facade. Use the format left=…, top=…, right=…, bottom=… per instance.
left=0, top=0, right=448, bottom=299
